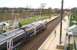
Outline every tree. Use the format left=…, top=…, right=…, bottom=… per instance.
left=54, top=8, right=60, bottom=14
left=18, top=22, right=22, bottom=28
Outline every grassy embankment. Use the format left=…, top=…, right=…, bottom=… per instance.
left=20, top=16, right=50, bottom=26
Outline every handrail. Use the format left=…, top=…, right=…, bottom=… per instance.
left=64, top=33, right=68, bottom=50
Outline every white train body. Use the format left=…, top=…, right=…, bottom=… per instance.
left=32, top=21, right=46, bottom=33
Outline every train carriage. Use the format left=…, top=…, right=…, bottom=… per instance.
left=32, top=21, right=47, bottom=33
left=23, top=24, right=35, bottom=38
left=0, top=20, right=47, bottom=50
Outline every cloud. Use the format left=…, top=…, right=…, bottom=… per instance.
left=0, top=0, right=77, bottom=8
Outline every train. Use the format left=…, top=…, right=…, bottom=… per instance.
left=0, top=20, right=47, bottom=50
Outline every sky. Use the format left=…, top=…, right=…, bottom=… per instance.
left=0, top=0, right=77, bottom=9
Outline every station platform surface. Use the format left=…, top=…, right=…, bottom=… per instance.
left=38, top=16, right=69, bottom=50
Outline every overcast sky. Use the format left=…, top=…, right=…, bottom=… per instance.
left=0, top=0, right=77, bottom=9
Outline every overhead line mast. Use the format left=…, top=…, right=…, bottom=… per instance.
left=59, top=0, right=64, bottom=44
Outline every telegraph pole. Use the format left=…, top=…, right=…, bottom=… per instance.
left=59, top=0, right=64, bottom=44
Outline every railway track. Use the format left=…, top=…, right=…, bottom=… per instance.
left=20, top=16, right=61, bottom=50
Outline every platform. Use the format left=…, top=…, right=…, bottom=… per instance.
left=38, top=16, right=69, bottom=50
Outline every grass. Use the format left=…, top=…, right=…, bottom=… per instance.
left=20, top=16, right=50, bottom=26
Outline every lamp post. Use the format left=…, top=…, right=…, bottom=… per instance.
left=59, top=0, right=64, bottom=44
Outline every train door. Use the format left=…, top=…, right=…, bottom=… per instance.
left=7, top=39, right=13, bottom=50
left=33, top=26, right=37, bottom=35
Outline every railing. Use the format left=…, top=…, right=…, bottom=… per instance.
left=64, top=33, right=69, bottom=50
left=64, top=33, right=68, bottom=50
left=64, top=33, right=77, bottom=50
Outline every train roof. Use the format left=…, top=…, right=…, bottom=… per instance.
left=25, top=24, right=34, bottom=31
left=32, top=21, right=43, bottom=26
left=0, top=35, right=7, bottom=45
left=0, top=29, right=25, bottom=45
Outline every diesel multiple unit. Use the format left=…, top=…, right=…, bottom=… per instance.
left=0, top=20, right=47, bottom=50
